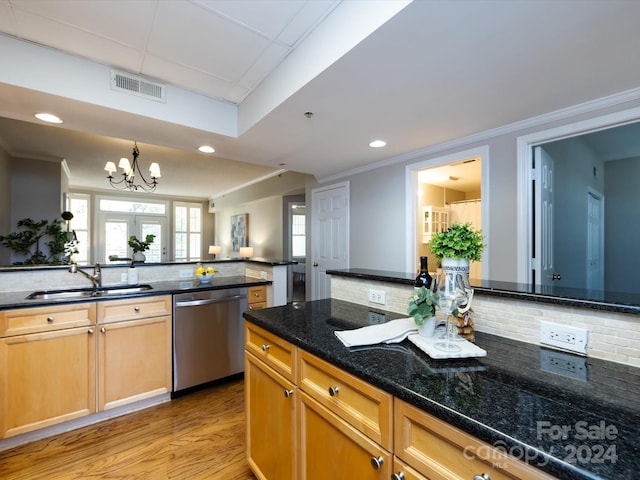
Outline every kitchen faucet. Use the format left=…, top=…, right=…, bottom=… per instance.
left=69, top=262, right=102, bottom=289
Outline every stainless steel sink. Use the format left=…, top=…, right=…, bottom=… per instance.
left=26, top=284, right=153, bottom=300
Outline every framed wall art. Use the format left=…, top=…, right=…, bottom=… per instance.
left=230, top=213, right=248, bottom=251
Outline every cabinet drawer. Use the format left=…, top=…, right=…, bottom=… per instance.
left=247, top=301, right=267, bottom=310
left=394, top=399, right=555, bottom=480
left=97, top=295, right=171, bottom=324
left=248, top=285, right=266, bottom=305
left=298, top=350, right=392, bottom=450
left=245, top=322, right=296, bottom=382
left=0, top=302, right=96, bottom=337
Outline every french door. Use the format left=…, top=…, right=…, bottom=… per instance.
left=99, top=213, right=166, bottom=263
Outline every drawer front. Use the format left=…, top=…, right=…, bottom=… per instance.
left=97, top=295, right=171, bottom=324
left=248, top=285, right=266, bottom=304
left=0, top=303, right=96, bottom=337
left=394, top=399, right=555, bottom=480
left=245, top=322, right=296, bottom=382
left=298, top=350, right=392, bottom=450
left=247, top=301, right=267, bottom=310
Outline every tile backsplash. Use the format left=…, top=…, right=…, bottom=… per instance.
left=330, top=276, right=640, bottom=368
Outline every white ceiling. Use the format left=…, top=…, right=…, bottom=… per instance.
left=1, top=0, right=640, bottom=200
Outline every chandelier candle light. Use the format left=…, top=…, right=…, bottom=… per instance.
left=104, top=142, right=161, bottom=192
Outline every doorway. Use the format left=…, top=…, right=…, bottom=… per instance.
left=406, top=146, right=490, bottom=279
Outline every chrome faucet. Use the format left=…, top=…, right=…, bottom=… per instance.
left=69, top=262, right=102, bottom=289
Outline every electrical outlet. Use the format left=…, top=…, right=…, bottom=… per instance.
left=368, top=289, right=386, bottom=305
left=540, top=321, right=588, bottom=354
left=179, top=269, right=193, bottom=278
left=540, top=349, right=588, bottom=382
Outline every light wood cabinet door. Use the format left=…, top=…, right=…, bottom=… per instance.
left=97, top=315, right=171, bottom=411
left=394, top=398, right=555, bottom=480
left=245, top=352, right=297, bottom=480
left=245, top=323, right=296, bottom=382
left=0, top=302, right=95, bottom=337
left=298, top=390, right=391, bottom=480
left=0, top=326, right=96, bottom=438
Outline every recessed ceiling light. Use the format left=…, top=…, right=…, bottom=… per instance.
left=369, top=140, right=386, bottom=148
left=198, top=145, right=215, bottom=153
left=35, top=113, right=63, bottom=123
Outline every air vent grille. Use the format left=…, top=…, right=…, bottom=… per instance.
left=111, top=69, right=166, bottom=102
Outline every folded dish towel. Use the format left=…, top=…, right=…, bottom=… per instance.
left=335, top=317, right=418, bottom=347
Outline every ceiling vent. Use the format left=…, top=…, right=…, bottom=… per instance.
left=111, top=69, right=166, bottom=103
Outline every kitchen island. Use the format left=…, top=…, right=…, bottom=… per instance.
left=243, top=298, right=640, bottom=480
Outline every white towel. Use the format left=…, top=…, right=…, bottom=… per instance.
left=335, top=317, right=418, bottom=347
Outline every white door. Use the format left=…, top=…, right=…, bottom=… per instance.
left=586, top=188, right=604, bottom=291
left=534, top=146, right=555, bottom=287
left=311, top=182, right=349, bottom=300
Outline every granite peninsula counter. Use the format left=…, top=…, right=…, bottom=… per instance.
left=243, top=298, right=640, bottom=480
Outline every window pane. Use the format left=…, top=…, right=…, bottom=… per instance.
left=189, top=233, right=201, bottom=261
left=74, top=230, right=89, bottom=263
left=175, top=233, right=187, bottom=261
left=105, top=221, right=128, bottom=262
left=175, top=206, right=187, bottom=231
left=292, top=236, right=306, bottom=257
left=142, top=223, right=162, bottom=263
left=100, top=199, right=165, bottom=214
left=189, top=207, right=201, bottom=232
left=70, top=198, right=88, bottom=229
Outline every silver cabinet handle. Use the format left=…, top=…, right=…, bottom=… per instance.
left=100, top=327, right=106, bottom=333
left=474, top=474, right=491, bottom=480
left=88, top=328, right=94, bottom=334
left=47, top=316, right=54, bottom=322
left=284, top=389, right=294, bottom=398
left=392, top=473, right=405, bottom=480
left=328, top=386, right=340, bottom=396
left=261, top=344, right=270, bottom=351
left=134, top=306, right=140, bottom=312
left=370, top=456, right=384, bottom=470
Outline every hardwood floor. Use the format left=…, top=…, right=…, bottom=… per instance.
left=0, top=379, right=255, bottom=480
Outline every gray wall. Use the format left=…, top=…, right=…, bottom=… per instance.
left=0, top=147, right=11, bottom=264
left=605, top=156, right=640, bottom=292
left=319, top=97, right=640, bottom=282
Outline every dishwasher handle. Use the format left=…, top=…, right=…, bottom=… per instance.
left=174, top=294, right=247, bottom=307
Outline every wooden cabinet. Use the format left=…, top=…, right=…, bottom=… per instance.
left=0, top=303, right=96, bottom=439
left=248, top=285, right=267, bottom=310
left=97, top=296, right=172, bottom=411
left=394, top=398, right=556, bottom=480
left=245, top=323, right=297, bottom=480
left=298, top=390, right=391, bottom=479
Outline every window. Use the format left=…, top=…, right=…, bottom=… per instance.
left=174, top=202, right=202, bottom=262
left=292, top=211, right=306, bottom=257
left=67, top=193, right=90, bottom=263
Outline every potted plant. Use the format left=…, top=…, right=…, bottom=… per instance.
left=128, top=234, right=155, bottom=262
left=429, top=222, right=484, bottom=275
left=407, top=286, right=437, bottom=336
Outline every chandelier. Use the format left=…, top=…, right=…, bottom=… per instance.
left=103, top=142, right=161, bottom=192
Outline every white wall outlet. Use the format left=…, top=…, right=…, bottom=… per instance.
left=179, top=269, right=193, bottom=278
left=368, top=289, right=386, bottom=305
left=540, top=321, right=588, bottom=355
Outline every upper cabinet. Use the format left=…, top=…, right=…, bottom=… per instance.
left=421, top=206, right=449, bottom=244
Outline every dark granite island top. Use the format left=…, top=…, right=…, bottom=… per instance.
left=243, top=299, right=640, bottom=480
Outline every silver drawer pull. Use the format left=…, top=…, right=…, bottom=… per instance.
left=47, top=316, right=54, bottom=322
left=261, top=344, right=270, bottom=351
left=474, top=474, right=491, bottom=480
left=134, top=306, right=140, bottom=312
left=392, top=473, right=405, bottom=480
left=370, top=456, right=384, bottom=470
left=284, top=389, right=294, bottom=398
left=88, top=328, right=94, bottom=334
left=100, top=327, right=106, bottom=333
left=328, top=386, right=340, bottom=396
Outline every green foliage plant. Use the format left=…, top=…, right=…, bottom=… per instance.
left=429, top=222, right=485, bottom=262
left=128, top=234, right=156, bottom=253
left=0, top=218, right=69, bottom=265
left=407, top=286, right=436, bottom=325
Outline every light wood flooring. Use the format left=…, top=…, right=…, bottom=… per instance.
left=0, top=379, right=255, bottom=480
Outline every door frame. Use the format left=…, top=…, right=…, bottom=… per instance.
left=516, top=106, right=640, bottom=284
left=405, top=145, right=490, bottom=278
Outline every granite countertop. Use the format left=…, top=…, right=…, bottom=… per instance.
left=0, top=275, right=270, bottom=310
left=243, top=299, right=640, bottom=480
left=327, top=268, right=640, bottom=315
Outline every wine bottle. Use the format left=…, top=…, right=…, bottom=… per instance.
left=415, top=256, right=432, bottom=288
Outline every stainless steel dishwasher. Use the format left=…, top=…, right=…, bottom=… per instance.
left=173, top=288, right=248, bottom=394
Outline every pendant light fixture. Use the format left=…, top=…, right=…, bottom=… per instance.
left=104, top=142, right=161, bottom=192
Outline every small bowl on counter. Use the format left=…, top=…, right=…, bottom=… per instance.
left=195, top=272, right=215, bottom=283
